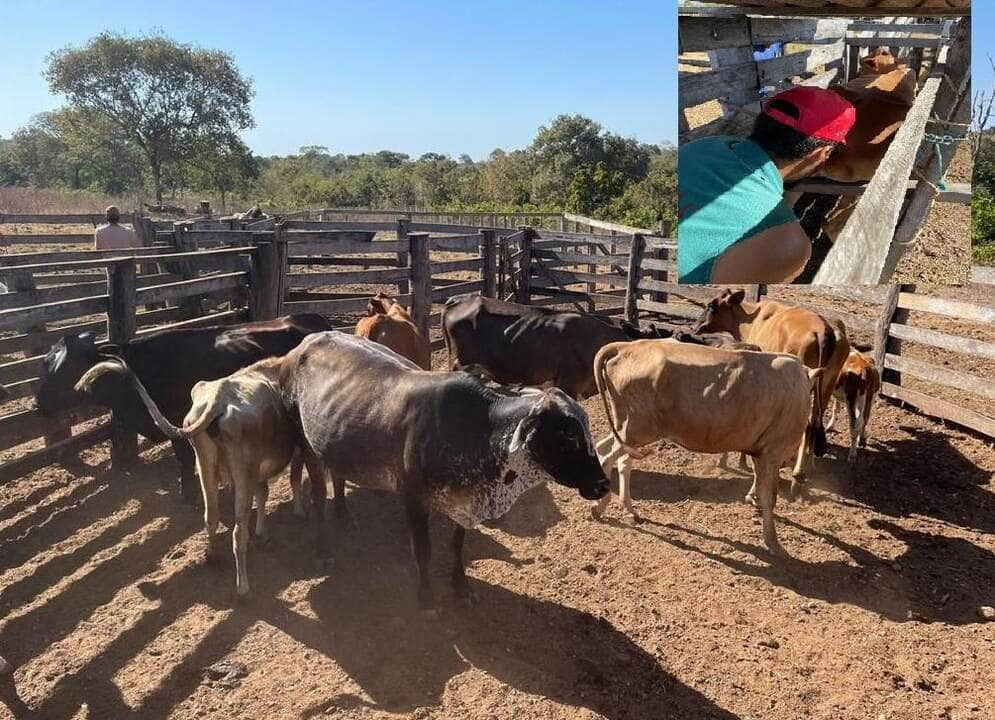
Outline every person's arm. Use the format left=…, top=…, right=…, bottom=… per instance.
left=709, top=220, right=811, bottom=284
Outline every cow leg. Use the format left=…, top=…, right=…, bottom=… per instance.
left=753, top=456, right=785, bottom=556
left=845, top=392, right=860, bottom=463
left=301, top=451, right=330, bottom=562
left=617, top=452, right=641, bottom=523
left=450, top=525, right=476, bottom=605
left=826, top=396, right=839, bottom=431
left=790, top=426, right=813, bottom=496
left=253, top=482, right=270, bottom=546
left=232, top=470, right=253, bottom=597
left=172, top=439, right=201, bottom=506
left=289, top=451, right=307, bottom=519
left=592, top=435, right=623, bottom=520
left=330, top=473, right=351, bottom=527
left=404, top=497, right=435, bottom=614
left=858, top=394, right=874, bottom=450
left=196, top=442, right=224, bottom=564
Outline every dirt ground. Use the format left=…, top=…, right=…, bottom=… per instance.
left=2, top=296, right=995, bottom=719
left=892, top=142, right=973, bottom=286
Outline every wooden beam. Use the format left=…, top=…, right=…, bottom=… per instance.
left=896, top=292, right=995, bottom=324
left=887, top=322, right=995, bottom=361
left=884, top=353, right=995, bottom=402
left=881, top=382, right=995, bottom=440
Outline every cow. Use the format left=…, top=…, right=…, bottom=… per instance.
left=592, top=340, right=821, bottom=554
left=692, top=288, right=850, bottom=484
left=355, top=293, right=431, bottom=370
left=860, top=47, right=900, bottom=76
left=826, top=349, right=881, bottom=463
left=279, top=331, right=610, bottom=612
left=75, top=355, right=304, bottom=597
left=819, top=62, right=916, bottom=185
left=441, top=294, right=663, bottom=399
left=35, top=314, right=331, bottom=503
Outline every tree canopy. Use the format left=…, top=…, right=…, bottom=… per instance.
left=45, top=31, right=254, bottom=202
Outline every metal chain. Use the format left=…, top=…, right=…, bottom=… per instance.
left=923, top=132, right=965, bottom=146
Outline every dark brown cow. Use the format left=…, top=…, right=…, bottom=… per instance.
left=36, top=314, right=331, bottom=502
left=692, top=289, right=850, bottom=482
left=279, top=331, right=609, bottom=612
left=441, top=294, right=662, bottom=399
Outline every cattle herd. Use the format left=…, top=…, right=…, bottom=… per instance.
left=34, top=289, right=881, bottom=614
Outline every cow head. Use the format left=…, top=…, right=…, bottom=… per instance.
left=861, top=48, right=898, bottom=75
left=508, top=388, right=609, bottom=501
left=618, top=320, right=678, bottom=340
left=367, top=292, right=395, bottom=316
left=691, top=288, right=749, bottom=336
left=35, top=332, right=120, bottom=416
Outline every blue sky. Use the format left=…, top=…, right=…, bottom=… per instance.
left=0, top=0, right=675, bottom=159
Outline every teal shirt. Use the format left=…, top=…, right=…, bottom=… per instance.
left=677, top=136, right=798, bottom=283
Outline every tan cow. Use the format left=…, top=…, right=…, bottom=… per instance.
left=826, top=349, right=881, bottom=463
left=592, top=340, right=821, bottom=554
left=820, top=65, right=916, bottom=184
left=76, top=356, right=303, bottom=597
left=355, top=292, right=431, bottom=370
left=692, top=288, right=850, bottom=482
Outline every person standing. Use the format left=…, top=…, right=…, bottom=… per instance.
left=93, top=206, right=139, bottom=250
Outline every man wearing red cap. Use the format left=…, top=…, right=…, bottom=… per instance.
left=677, top=86, right=856, bottom=283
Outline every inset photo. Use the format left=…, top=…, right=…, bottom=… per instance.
left=677, top=0, right=971, bottom=285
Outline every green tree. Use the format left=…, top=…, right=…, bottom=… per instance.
left=46, top=31, right=254, bottom=202
left=186, top=137, right=257, bottom=211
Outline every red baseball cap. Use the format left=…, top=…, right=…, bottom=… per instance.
left=761, top=86, right=856, bottom=144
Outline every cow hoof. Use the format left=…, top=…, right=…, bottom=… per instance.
left=234, top=589, right=251, bottom=603
left=745, top=493, right=757, bottom=507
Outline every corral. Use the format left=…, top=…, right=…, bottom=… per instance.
left=0, top=211, right=993, bottom=718
left=678, top=1, right=972, bottom=285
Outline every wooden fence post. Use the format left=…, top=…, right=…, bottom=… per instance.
left=746, top=284, right=764, bottom=303
left=408, top=232, right=431, bottom=339
left=396, top=218, right=410, bottom=297
left=479, top=229, right=497, bottom=298
left=516, top=227, right=534, bottom=305
left=586, top=239, right=597, bottom=312
left=624, top=234, right=646, bottom=325
left=249, top=240, right=282, bottom=321
left=170, top=223, right=203, bottom=319
left=107, top=260, right=138, bottom=468
left=875, top=283, right=909, bottom=387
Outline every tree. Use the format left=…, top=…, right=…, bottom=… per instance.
left=186, top=137, right=258, bottom=211
left=46, top=31, right=254, bottom=202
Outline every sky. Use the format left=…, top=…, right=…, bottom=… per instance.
left=0, top=0, right=676, bottom=159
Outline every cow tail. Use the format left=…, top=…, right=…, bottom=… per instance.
left=595, top=345, right=646, bottom=460
left=812, top=329, right=836, bottom=457
left=74, top=360, right=188, bottom=441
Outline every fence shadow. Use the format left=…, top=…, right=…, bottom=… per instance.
left=810, top=425, right=995, bottom=534
left=644, top=515, right=995, bottom=625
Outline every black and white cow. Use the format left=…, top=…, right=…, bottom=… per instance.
left=279, top=331, right=610, bottom=612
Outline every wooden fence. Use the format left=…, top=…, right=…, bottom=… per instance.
left=678, top=7, right=972, bottom=284
left=523, top=237, right=995, bottom=441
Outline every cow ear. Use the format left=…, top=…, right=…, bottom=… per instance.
left=508, top=415, right=536, bottom=454
left=728, top=289, right=746, bottom=305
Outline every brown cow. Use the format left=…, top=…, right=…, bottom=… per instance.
left=826, top=349, right=881, bottom=463
left=860, top=47, right=900, bottom=76
left=355, top=293, right=431, bottom=370
left=593, top=340, right=821, bottom=553
left=820, top=63, right=916, bottom=184
left=692, top=288, right=850, bottom=484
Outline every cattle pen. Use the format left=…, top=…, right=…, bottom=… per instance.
left=679, top=0, right=972, bottom=284
left=0, top=208, right=994, bottom=718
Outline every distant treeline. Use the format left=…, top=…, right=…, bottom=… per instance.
left=0, top=32, right=674, bottom=229
left=972, top=131, right=995, bottom=264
